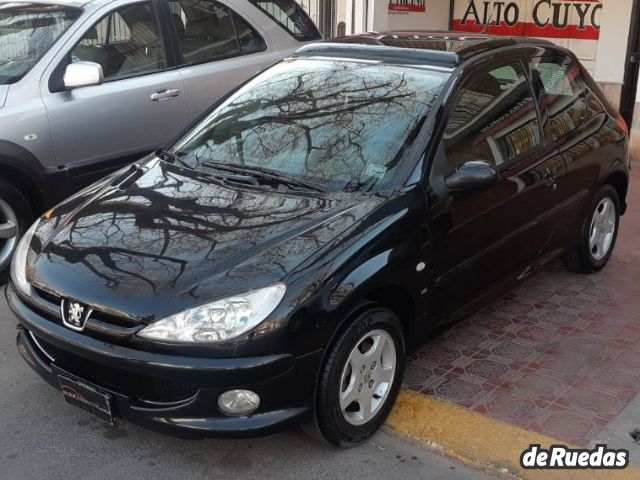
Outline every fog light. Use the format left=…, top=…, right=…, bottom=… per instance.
left=218, top=389, right=260, bottom=416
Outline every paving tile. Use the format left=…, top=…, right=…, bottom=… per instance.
left=404, top=171, right=640, bottom=447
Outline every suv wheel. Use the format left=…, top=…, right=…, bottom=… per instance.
left=0, top=181, right=33, bottom=284
left=563, top=184, right=620, bottom=273
left=310, top=306, right=405, bottom=447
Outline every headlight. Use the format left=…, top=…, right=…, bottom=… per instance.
left=138, top=284, right=286, bottom=343
left=10, top=219, right=40, bottom=296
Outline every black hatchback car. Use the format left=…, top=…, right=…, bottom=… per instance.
left=6, top=33, right=629, bottom=446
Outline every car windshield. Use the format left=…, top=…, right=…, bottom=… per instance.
left=169, top=58, right=449, bottom=192
left=0, top=3, right=81, bottom=84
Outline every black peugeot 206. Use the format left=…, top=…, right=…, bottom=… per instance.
left=6, top=33, right=629, bottom=446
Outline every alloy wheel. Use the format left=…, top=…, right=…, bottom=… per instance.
left=0, top=198, right=18, bottom=270
left=588, top=196, right=616, bottom=261
left=339, top=329, right=397, bottom=426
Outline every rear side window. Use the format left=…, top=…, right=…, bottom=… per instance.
left=250, top=0, right=321, bottom=41
left=443, top=61, right=542, bottom=173
left=531, top=56, right=588, bottom=141
left=231, top=10, right=267, bottom=54
left=168, top=0, right=266, bottom=64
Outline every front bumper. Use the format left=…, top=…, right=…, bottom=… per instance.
left=6, top=285, right=320, bottom=438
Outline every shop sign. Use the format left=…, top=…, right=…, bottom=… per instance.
left=389, top=0, right=426, bottom=14
left=452, top=0, right=602, bottom=40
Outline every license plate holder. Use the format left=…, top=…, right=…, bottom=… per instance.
left=58, top=374, right=114, bottom=425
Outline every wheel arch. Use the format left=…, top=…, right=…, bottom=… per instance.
left=0, top=161, right=44, bottom=216
left=325, top=282, right=416, bottom=362
left=603, top=170, right=629, bottom=215
left=0, top=142, right=49, bottom=216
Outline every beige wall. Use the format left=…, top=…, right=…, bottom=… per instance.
left=593, top=0, right=632, bottom=85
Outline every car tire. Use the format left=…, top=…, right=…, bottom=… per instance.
left=0, top=180, right=33, bottom=284
left=563, top=184, right=620, bottom=274
left=310, top=305, right=406, bottom=447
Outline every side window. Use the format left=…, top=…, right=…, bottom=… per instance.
left=71, top=3, right=165, bottom=79
left=250, top=0, right=321, bottom=41
left=443, top=61, right=542, bottom=173
left=231, top=10, right=267, bottom=54
left=168, top=0, right=265, bottom=64
left=530, top=56, right=588, bottom=141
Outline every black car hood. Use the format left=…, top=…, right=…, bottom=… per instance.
left=30, top=159, right=385, bottom=321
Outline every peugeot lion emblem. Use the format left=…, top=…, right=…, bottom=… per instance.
left=60, top=299, right=92, bottom=331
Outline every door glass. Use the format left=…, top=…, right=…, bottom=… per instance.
left=531, top=56, right=588, bottom=141
left=231, top=10, right=266, bottom=54
left=71, top=3, right=165, bottom=79
left=169, top=0, right=242, bottom=64
left=443, top=61, right=542, bottom=173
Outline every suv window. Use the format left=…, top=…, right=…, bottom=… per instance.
left=443, top=61, right=542, bottom=173
left=250, top=0, right=321, bottom=41
left=71, top=3, right=165, bottom=79
left=168, top=0, right=266, bottom=64
left=531, top=55, right=588, bottom=141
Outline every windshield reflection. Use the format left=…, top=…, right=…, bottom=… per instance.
left=171, top=59, right=449, bottom=192
left=0, top=3, right=81, bottom=84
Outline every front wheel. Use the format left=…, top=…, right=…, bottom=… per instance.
left=0, top=180, right=33, bottom=284
left=311, top=306, right=406, bottom=447
left=563, top=184, right=620, bottom=273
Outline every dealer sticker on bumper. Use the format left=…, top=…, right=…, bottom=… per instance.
left=58, top=375, right=114, bottom=425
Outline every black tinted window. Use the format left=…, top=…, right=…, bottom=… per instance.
left=72, top=3, right=165, bottom=79
left=250, top=0, right=321, bottom=41
left=531, top=56, right=588, bottom=141
left=444, top=62, right=541, bottom=173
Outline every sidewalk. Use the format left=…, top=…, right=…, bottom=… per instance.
left=391, top=169, right=640, bottom=475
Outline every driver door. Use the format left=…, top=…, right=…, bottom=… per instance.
left=428, top=58, right=564, bottom=317
left=41, top=1, right=189, bottom=189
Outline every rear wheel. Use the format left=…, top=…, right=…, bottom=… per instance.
left=309, top=306, right=405, bottom=447
left=563, top=184, right=620, bottom=273
left=0, top=180, right=33, bottom=284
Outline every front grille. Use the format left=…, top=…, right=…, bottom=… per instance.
left=32, top=287, right=141, bottom=328
left=34, top=335, right=199, bottom=404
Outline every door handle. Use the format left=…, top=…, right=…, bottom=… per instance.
left=543, top=168, right=558, bottom=190
left=150, top=88, right=180, bottom=102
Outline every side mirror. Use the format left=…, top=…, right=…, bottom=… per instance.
left=63, top=61, right=104, bottom=89
left=445, top=160, right=498, bottom=193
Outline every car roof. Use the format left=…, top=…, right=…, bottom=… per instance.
left=293, top=31, right=556, bottom=68
left=0, top=0, right=111, bottom=8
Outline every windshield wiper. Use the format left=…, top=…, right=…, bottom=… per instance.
left=200, top=161, right=327, bottom=193
left=156, top=149, right=193, bottom=170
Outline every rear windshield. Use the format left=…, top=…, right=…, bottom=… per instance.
left=0, top=3, right=81, bottom=84
left=250, top=0, right=320, bottom=41
left=168, top=59, right=449, bottom=192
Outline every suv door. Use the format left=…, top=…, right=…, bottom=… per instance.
left=166, top=0, right=282, bottom=118
left=428, top=57, right=565, bottom=317
left=41, top=1, right=189, bottom=188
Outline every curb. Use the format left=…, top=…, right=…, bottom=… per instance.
left=386, top=390, right=640, bottom=479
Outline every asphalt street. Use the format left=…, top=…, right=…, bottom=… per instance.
left=0, top=291, right=496, bottom=480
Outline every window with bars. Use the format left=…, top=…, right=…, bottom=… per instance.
left=250, top=0, right=320, bottom=41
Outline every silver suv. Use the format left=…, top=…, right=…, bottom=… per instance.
left=0, top=0, right=320, bottom=281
